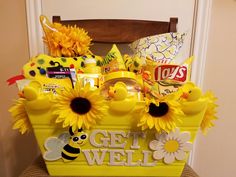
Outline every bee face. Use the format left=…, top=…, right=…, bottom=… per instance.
left=70, top=132, right=88, bottom=146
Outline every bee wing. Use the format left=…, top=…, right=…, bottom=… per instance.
left=43, top=137, right=65, bottom=161
left=58, top=132, right=70, bottom=144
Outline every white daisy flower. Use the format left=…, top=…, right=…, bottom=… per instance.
left=149, top=128, right=192, bottom=164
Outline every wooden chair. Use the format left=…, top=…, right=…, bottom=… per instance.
left=52, top=16, right=178, bottom=43
left=19, top=16, right=199, bottom=177
left=52, top=16, right=178, bottom=55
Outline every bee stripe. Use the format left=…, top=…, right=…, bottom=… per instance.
left=61, top=152, right=77, bottom=161
left=62, top=149, right=79, bottom=157
left=63, top=144, right=80, bottom=154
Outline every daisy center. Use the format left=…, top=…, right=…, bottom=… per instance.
left=70, top=97, right=91, bottom=114
left=148, top=102, right=169, bottom=117
left=164, top=140, right=179, bottom=153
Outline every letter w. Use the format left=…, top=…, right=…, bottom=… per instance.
left=82, top=149, right=107, bottom=165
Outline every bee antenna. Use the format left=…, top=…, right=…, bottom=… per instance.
left=69, top=127, right=74, bottom=136
left=78, top=128, right=83, bottom=132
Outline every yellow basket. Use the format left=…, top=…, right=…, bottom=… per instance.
left=26, top=100, right=207, bottom=177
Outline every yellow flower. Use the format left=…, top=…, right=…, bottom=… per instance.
left=40, top=16, right=92, bottom=57
left=8, top=98, right=32, bottom=134
left=52, top=83, right=107, bottom=131
left=138, top=93, right=183, bottom=133
left=201, top=91, right=218, bottom=134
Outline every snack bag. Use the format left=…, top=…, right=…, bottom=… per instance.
left=99, top=44, right=126, bottom=73
left=129, top=32, right=186, bottom=64
left=144, top=56, right=192, bottom=82
left=143, top=56, right=193, bottom=96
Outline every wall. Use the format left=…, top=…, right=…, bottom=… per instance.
left=0, top=0, right=39, bottom=177
left=193, top=0, right=236, bottom=176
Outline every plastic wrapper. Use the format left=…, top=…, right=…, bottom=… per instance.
left=129, top=32, right=186, bottom=64
left=99, top=44, right=126, bottom=73
left=16, top=77, right=72, bottom=95
left=142, top=57, right=193, bottom=97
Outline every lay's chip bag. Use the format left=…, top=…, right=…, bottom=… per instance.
left=142, top=56, right=193, bottom=96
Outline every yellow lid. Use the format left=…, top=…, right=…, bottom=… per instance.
left=104, top=71, right=136, bottom=82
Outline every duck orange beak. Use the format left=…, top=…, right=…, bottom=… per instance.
left=18, top=91, right=25, bottom=98
left=108, top=87, right=115, bottom=98
left=181, top=92, right=189, bottom=99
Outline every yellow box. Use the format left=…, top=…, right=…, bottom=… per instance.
left=26, top=101, right=206, bottom=177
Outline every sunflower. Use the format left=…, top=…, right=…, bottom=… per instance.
left=201, top=91, right=218, bottom=134
left=8, top=98, right=32, bottom=134
left=52, top=83, right=107, bottom=131
left=137, top=93, right=183, bottom=133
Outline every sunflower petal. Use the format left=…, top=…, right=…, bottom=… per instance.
left=52, top=83, right=107, bottom=129
left=9, top=98, right=31, bottom=134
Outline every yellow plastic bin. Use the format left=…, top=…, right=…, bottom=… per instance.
left=25, top=100, right=207, bottom=177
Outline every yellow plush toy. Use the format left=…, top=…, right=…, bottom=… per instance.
left=22, top=54, right=102, bottom=79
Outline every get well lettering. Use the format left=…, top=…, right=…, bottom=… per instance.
left=82, top=130, right=155, bottom=166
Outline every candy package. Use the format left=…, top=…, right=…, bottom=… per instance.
left=99, top=44, right=126, bottom=73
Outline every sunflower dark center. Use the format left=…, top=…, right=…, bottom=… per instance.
left=148, top=102, right=169, bottom=117
left=70, top=97, right=91, bottom=114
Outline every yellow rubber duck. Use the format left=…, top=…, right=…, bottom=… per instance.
left=179, top=82, right=207, bottom=115
left=22, top=81, right=51, bottom=111
left=108, top=82, right=136, bottom=113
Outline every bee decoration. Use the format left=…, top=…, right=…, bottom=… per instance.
left=43, top=127, right=88, bottom=162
